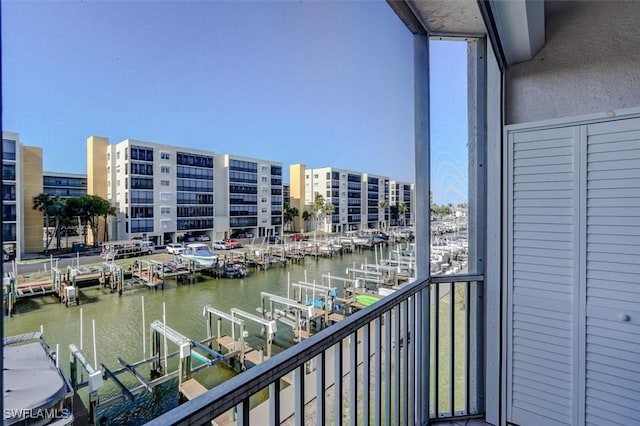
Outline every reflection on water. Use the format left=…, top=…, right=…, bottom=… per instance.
left=4, top=248, right=386, bottom=425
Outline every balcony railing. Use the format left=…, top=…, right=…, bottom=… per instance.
left=147, top=274, right=484, bottom=425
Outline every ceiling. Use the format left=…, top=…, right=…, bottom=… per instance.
left=390, top=0, right=548, bottom=65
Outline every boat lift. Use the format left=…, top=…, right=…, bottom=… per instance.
left=260, top=292, right=314, bottom=342
left=69, top=344, right=104, bottom=424
left=290, top=281, right=338, bottom=327
left=203, top=305, right=251, bottom=370
left=149, top=319, right=224, bottom=382
left=229, top=308, right=277, bottom=360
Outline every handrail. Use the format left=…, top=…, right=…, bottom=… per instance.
left=147, top=276, right=431, bottom=425
left=146, top=272, right=483, bottom=425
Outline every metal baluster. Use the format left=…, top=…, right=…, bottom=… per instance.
left=295, top=364, right=305, bottom=426
left=335, top=340, right=343, bottom=425
left=394, top=305, right=400, bottom=426
left=269, top=381, right=280, bottom=426
left=316, top=352, right=325, bottom=426
left=350, top=331, right=357, bottom=426
left=363, top=322, right=371, bottom=426
left=375, top=316, right=382, bottom=426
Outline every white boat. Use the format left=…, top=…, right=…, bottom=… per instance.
left=180, top=243, right=218, bottom=267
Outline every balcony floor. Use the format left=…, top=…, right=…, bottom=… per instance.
left=436, top=419, right=491, bottom=426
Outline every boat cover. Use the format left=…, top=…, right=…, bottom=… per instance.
left=3, top=342, right=67, bottom=424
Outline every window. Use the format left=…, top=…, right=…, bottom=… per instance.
left=161, top=152, right=170, bottom=160
left=161, top=207, right=170, bottom=215
left=161, top=166, right=170, bottom=174
left=161, top=180, right=170, bottom=186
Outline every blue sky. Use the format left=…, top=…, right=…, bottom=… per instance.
left=2, top=0, right=468, bottom=205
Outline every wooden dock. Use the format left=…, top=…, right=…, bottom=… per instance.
left=179, top=378, right=208, bottom=401
left=15, top=280, right=56, bottom=297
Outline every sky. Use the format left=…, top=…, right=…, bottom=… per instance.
left=2, top=0, right=468, bottom=205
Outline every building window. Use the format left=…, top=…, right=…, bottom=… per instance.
left=161, top=207, right=170, bottom=215
left=161, top=180, right=170, bottom=186
left=161, top=166, right=170, bottom=174
left=161, top=152, right=170, bottom=160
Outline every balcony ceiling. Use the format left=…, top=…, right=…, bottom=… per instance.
left=394, top=0, right=553, bottom=65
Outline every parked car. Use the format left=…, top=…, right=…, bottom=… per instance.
left=289, top=234, right=309, bottom=241
left=166, top=243, right=184, bottom=255
left=268, top=236, right=281, bottom=244
left=223, top=238, right=242, bottom=249
left=196, top=235, right=211, bottom=242
left=211, top=240, right=230, bottom=250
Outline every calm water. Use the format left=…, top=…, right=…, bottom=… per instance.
left=4, top=247, right=388, bottom=424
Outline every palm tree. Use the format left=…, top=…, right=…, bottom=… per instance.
left=378, top=200, right=389, bottom=230
left=390, top=205, right=399, bottom=227
left=302, top=211, right=312, bottom=232
left=33, top=193, right=57, bottom=253
left=310, top=193, right=327, bottom=238
left=398, top=203, right=408, bottom=227
left=283, top=203, right=299, bottom=232
left=48, top=197, right=67, bottom=250
left=102, top=205, right=116, bottom=242
left=322, top=202, right=335, bottom=234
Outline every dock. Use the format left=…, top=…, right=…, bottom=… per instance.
left=179, top=378, right=208, bottom=401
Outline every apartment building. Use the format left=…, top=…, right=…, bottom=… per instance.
left=363, top=173, right=389, bottom=230
left=290, top=164, right=397, bottom=233
left=389, top=180, right=414, bottom=227
left=87, top=136, right=283, bottom=245
left=43, top=172, right=87, bottom=198
left=2, top=131, right=45, bottom=260
left=223, top=155, right=283, bottom=239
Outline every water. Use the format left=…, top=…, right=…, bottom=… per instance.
left=4, top=247, right=388, bottom=424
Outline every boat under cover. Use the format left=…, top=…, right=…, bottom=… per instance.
left=180, top=243, right=218, bottom=267
left=3, top=332, right=74, bottom=425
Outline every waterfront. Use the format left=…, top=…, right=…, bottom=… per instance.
left=4, top=246, right=392, bottom=425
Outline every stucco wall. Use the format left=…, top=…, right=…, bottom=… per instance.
left=506, top=1, right=640, bottom=125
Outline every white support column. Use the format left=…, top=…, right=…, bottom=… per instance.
left=413, top=32, right=431, bottom=424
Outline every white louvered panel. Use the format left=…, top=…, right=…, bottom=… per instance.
left=585, top=118, right=640, bottom=426
left=508, top=126, right=576, bottom=426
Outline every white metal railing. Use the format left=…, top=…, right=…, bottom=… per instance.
left=146, top=274, right=484, bottom=425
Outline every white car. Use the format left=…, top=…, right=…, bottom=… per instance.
left=211, top=240, right=230, bottom=250
left=166, top=243, right=184, bottom=255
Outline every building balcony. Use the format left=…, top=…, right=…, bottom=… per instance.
left=148, top=273, right=488, bottom=425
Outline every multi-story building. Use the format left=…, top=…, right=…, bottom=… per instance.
left=290, top=164, right=400, bottom=233
left=389, top=180, right=414, bottom=227
left=223, top=154, right=283, bottom=239
left=43, top=172, right=87, bottom=198
left=87, top=136, right=282, bottom=245
left=2, top=131, right=46, bottom=260
left=363, top=173, right=389, bottom=230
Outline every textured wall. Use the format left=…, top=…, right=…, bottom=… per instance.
left=506, top=1, right=640, bottom=125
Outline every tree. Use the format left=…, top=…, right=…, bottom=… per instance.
left=66, top=195, right=114, bottom=246
left=390, top=205, right=399, bottom=227
left=322, top=201, right=335, bottom=233
left=283, top=203, right=299, bottom=232
left=398, top=203, right=408, bottom=227
left=302, top=210, right=312, bottom=232
left=48, top=197, right=68, bottom=250
left=32, top=193, right=57, bottom=253
left=309, top=193, right=327, bottom=238
left=378, top=200, right=389, bottom=230
left=102, top=205, right=116, bottom=242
